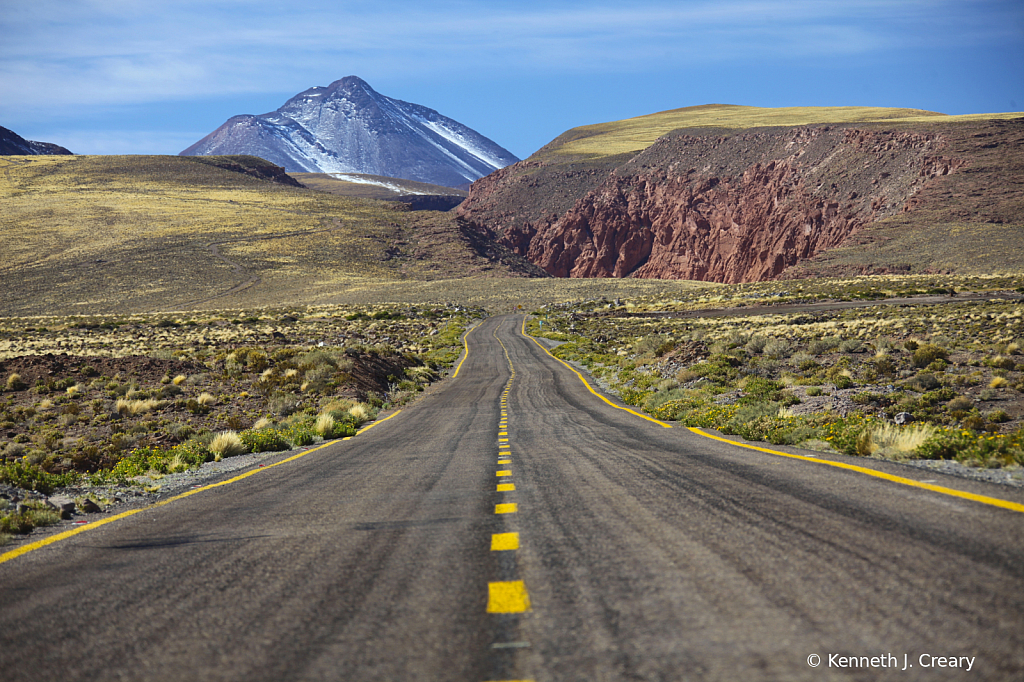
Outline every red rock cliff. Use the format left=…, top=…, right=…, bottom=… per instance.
left=457, top=123, right=985, bottom=282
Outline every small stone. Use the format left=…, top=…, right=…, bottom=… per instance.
left=894, top=412, right=915, bottom=425
left=81, top=499, right=103, bottom=513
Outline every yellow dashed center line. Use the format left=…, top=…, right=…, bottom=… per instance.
left=491, top=532, right=520, bottom=550
left=497, top=483, right=515, bottom=492
left=495, top=503, right=518, bottom=514
left=487, top=581, right=532, bottom=613
left=497, top=470, right=512, bottom=477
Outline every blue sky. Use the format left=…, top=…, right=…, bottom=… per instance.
left=1, top=0, right=1021, bottom=159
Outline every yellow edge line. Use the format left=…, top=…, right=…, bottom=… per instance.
left=689, top=427, right=1024, bottom=514
left=345, top=409, right=404, bottom=439
left=0, top=438, right=345, bottom=566
left=451, top=322, right=479, bottom=379
left=520, top=316, right=671, bottom=428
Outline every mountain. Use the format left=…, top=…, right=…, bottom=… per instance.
left=457, top=105, right=1024, bottom=282
left=181, top=76, right=519, bottom=189
left=0, top=125, right=73, bottom=155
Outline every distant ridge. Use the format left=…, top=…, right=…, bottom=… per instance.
left=181, top=76, right=519, bottom=188
left=0, top=125, right=73, bottom=156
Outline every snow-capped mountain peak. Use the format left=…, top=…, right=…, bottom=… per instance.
left=180, top=76, right=518, bottom=188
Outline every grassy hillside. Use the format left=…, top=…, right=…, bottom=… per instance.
left=539, top=104, right=1024, bottom=160
left=0, top=155, right=540, bottom=316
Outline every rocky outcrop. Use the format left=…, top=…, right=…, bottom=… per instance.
left=458, top=120, right=1018, bottom=282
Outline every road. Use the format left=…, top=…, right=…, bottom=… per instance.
left=2, top=315, right=1023, bottom=681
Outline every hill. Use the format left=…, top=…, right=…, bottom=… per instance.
left=0, top=154, right=544, bottom=317
left=458, top=104, right=1024, bottom=282
left=181, top=76, right=519, bottom=188
left=0, top=125, right=73, bottom=156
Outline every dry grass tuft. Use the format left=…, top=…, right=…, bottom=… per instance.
left=314, top=413, right=336, bottom=437
left=116, top=398, right=165, bottom=416
left=209, top=431, right=247, bottom=460
left=864, top=422, right=937, bottom=458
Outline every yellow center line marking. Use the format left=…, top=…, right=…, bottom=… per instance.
left=497, top=470, right=512, bottom=477
left=491, top=532, right=520, bottom=550
left=498, top=459, right=511, bottom=464
left=521, top=316, right=671, bottom=428
left=499, top=431, right=507, bottom=435
left=488, top=581, right=532, bottom=613
left=689, top=427, right=1024, bottom=514
left=499, top=444, right=510, bottom=449
left=495, top=503, right=518, bottom=514
left=497, top=483, right=515, bottom=492
left=0, top=438, right=342, bottom=566
left=499, top=438, right=509, bottom=442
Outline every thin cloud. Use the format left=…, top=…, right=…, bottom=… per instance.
left=0, top=0, right=1018, bottom=114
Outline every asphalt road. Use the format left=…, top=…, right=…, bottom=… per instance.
left=2, top=315, right=1023, bottom=681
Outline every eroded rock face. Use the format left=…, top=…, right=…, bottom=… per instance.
left=458, top=123, right=981, bottom=282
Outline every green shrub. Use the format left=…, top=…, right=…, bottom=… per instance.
left=912, top=344, right=949, bottom=368
left=240, top=428, right=290, bottom=452
left=946, top=395, right=974, bottom=412
left=906, top=372, right=941, bottom=392
left=833, top=375, right=855, bottom=390
left=987, top=409, right=1011, bottom=424
left=0, top=462, right=79, bottom=495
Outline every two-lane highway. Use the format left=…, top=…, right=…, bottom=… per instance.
left=2, top=315, right=1023, bottom=681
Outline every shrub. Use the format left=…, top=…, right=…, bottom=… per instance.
left=763, top=338, right=791, bottom=359
left=171, top=374, right=187, bottom=385
left=0, top=462, right=79, bottom=494
left=196, top=392, right=217, bottom=407
left=167, top=423, right=195, bottom=442
left=986, top=356, right=1016, bottom=370
left=806, top=387, right=824, bottom=397
left=906, top=372, right=941, bottom=392
left=5, top=373, right=27, bottom=392
left=745, top=336, right=767, bottom=354
left=946, top=395, right=974, bottom=412
left=240, top=429, right=290, bottom=453
left=989, top=376, right=1009, bottom=389
left=912, top=344, right=948, bottom=368
left=209, top=431, right=248, bottom=459
left=833, top=375, right=855, bottom=390
left=987, top=409, right=1011, bottom=424
left=839, top=339, right=863, bottom=353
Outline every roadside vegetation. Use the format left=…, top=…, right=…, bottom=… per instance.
left=529, top=273, right=1024, bottom=472
left=0, top=305, right=480, bottom=543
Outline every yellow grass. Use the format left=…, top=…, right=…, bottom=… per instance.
left=547, top=104, right=1024, bottom=159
